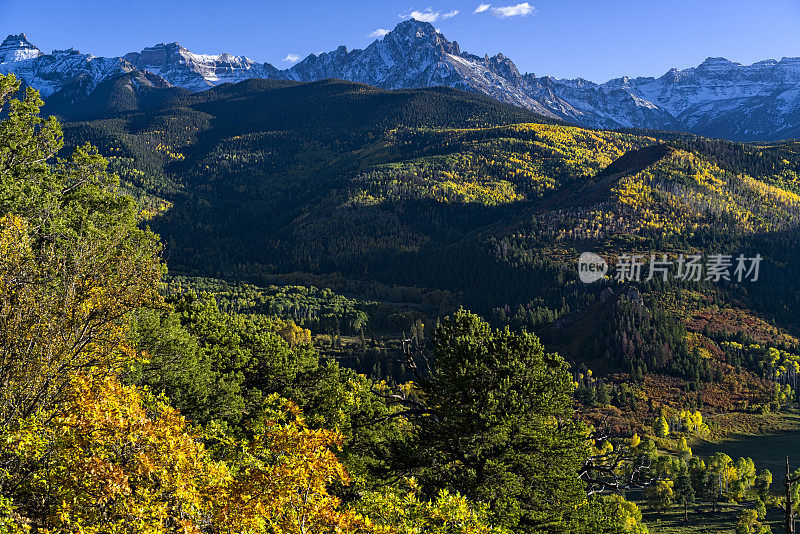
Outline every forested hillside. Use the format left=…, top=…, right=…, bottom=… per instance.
left=4, top=71, right=800, bottom=532
left=52, top=72, right=800, bottom=389
left=58, top=75, right=800, bottom=345
left=0, top=72, right=661, bottom=533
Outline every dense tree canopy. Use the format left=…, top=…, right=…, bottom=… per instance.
left=416, top=310, right=589, bottom=532
left=0, top=75, right=163, bottom=427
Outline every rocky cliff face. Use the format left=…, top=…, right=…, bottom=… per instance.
left=2, top=22, right=799, bottom=141
left=0, top=47, right=134, bottom=99
left=123, top=43, right=281, bottom=91
left=0, top=34, right=42, bottom=63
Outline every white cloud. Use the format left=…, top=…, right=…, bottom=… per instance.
left=492, top=2, right=535, bottom=17
left=400, top=7, right=459, bottom=23
left=408, top=8, right=440, bottom=22
left=473, top=3, right=491, bottom=13
left=283, top=53, right=301, bottom=63
left=368, top=28, right=390, bottom=38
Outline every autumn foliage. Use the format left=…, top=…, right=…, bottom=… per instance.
left=0, top=73, right=658, bottom=534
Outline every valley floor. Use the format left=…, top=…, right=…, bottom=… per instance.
left=638, top=411, right=800, bottom=533
left=695, top=411, right=800, bottom=473
left=643, top=504, right=784, bottom=534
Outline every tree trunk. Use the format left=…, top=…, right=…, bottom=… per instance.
left=787, top=457, right=795, bottom=534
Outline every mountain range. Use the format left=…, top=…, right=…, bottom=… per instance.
left=2, top=20, right=799, bottom=141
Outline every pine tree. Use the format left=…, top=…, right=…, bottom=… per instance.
left=674, top=471, right=695, bottom=522
left=417, top=309, right=590, bottom=532
left=596, top=380, right=611, bottom=405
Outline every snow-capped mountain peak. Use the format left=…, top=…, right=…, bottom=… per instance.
left=0, top=34, right=135, bottom=98
left=1, top=25, right=799, bottom=141
left=695, top=56, right=740, bottom=71
left=0, top=33, right=43, bottom=63
left=122, top=42, right=280, bottom=91
left=387, top=19, right=446, bottom=45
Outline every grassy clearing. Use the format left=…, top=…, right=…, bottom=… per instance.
left=641, top=503, right=784, bottom=533
left=695, top=411, right=800, bottom=473
left=638, top=411, right=800, bottom=532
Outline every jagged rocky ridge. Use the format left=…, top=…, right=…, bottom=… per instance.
left=1, top=23, right=799, bottom=141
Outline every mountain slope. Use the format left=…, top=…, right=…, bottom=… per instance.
left=43, top=70, right=190, bottom=121
left=47, top=76, right=800, bottom=425
left=58, top=77, right=800, bottom=304
left=58, top=78, right=553, bottom=231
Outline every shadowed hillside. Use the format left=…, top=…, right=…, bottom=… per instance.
left=52, top=78, right=800, bottom=408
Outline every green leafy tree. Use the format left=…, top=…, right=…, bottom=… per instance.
left=755, top=499, right=767, bottom=521
left=0, top=73, right=163, bottom=426
left=580, top=494, right=649, bottom=534
left=644, top=480, right=674, bottom=514
left=735, top=508, right=771, bottom=534
left=0, top=74, right=62, bottom=216
left=755, top=469, right=773, bottom=502
left=731, top=457, right=757, bottom=502
left=596, top=381, right=611, bottom=405
left=160, top=293, right=319, bottom=425
left=351, top=479, right=503, bottom=534
left=125, top=307, right=215, bottom=420
left=655, top=416, right=670, bottom=438
left=688, top=457, right=709, bottom=501
left=676, top=436, right=692, bottom=460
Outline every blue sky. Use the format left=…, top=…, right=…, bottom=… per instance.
left=1, top=0, right=798, bottom=82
